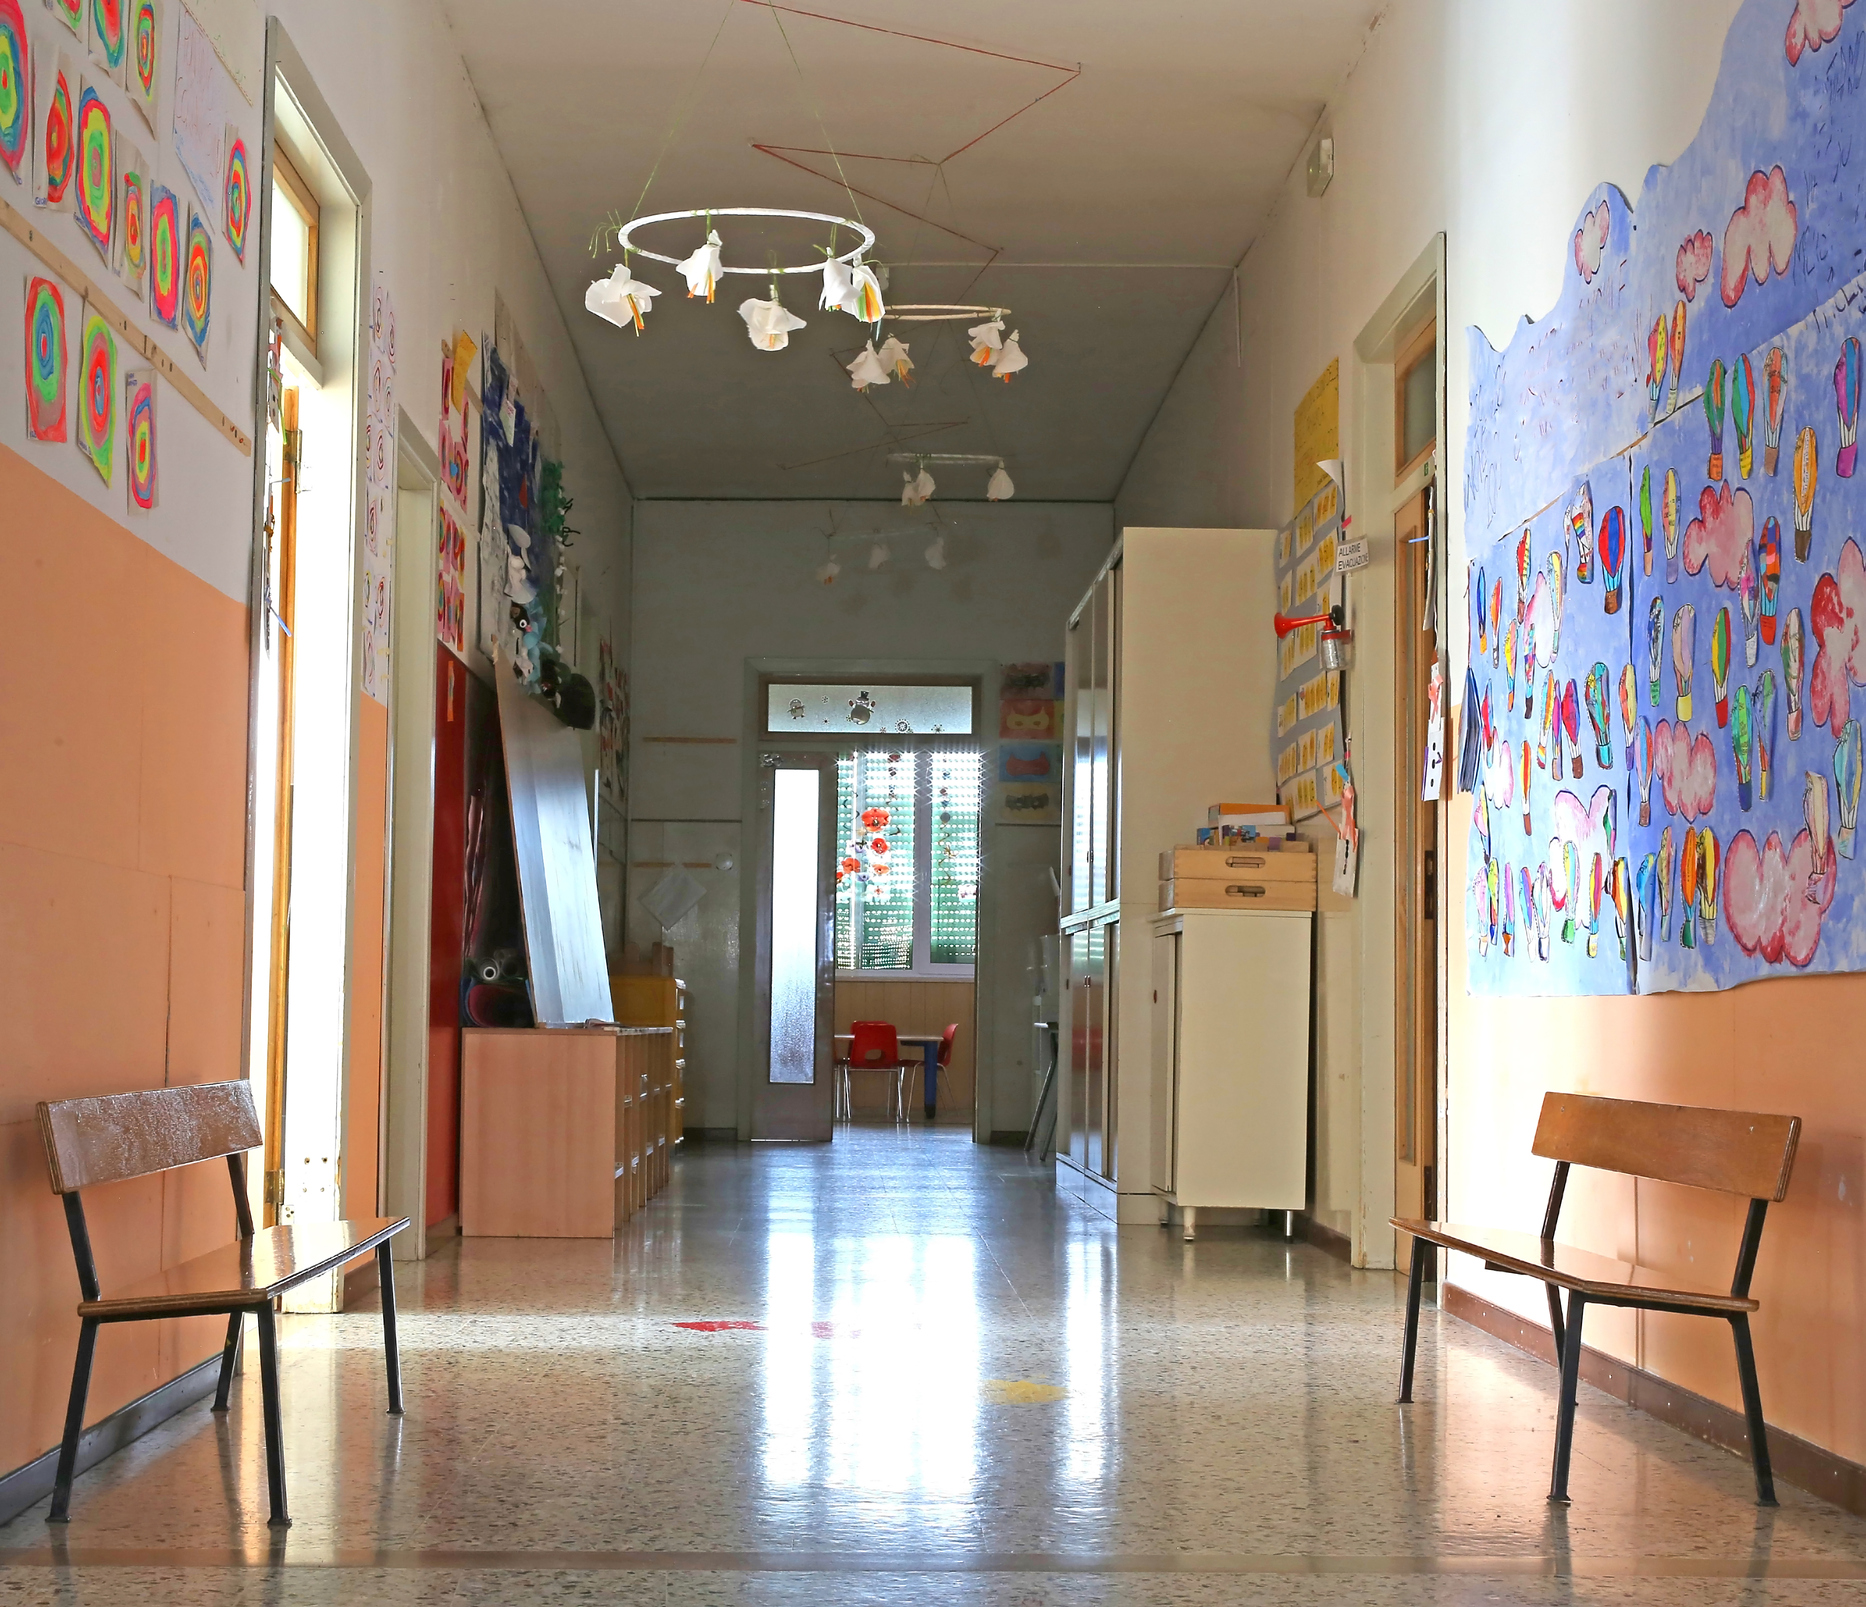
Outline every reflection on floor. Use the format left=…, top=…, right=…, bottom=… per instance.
left=4, top=1127, right=1866, bottom=1604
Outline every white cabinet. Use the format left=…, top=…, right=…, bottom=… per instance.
left=1149, top=908, right=1311, bottom=1238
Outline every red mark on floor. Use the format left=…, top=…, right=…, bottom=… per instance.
left=674, top=1321, right=766, bottom=1333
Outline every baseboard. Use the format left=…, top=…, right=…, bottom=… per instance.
left=426, top=1213, right=460, bottom=1241
left=1296, top=1212, right=1353, bottom=1264
left=0, top=1353, right=223, bottom=1527
left=342, top=1257, right=380, bottom=1308
left=682, top=1127, right=740, bottom=1144
left=1443, top=1282, right=1866, bottom=1517
left=986, top=1130, right=1027, bottom=1147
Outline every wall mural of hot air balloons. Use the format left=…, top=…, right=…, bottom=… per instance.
left=1463, top=0, right=1866, bottom=999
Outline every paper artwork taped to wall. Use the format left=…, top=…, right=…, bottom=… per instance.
left=73, top=78, right=112, bottom=259
left=439, top=346, right=470, bottom=510
left=436, top=501, right=466, bottom=654
left=89, top=0, right=124, bottom=84
left=180, top=203, right=209, bottom=362
left=76, top=300, right=114, bottom=483
left=359, top=276, right=396, bottom=704
left=114, top=133, right=145, bottom=290
left=128, top=0, right=156, bottom=132
left=124, top=363, right=154, bottom=510
left=26, top=273, right=67, bottom=440
left=48, top=0, right=82, bottom=39
left=598, top=634, right=628, bottom=802
left=0, top=0, right=29, bottom=184
left=169, top=7, right=224, bottom=217
left=1464, top=0, right=1866, bottom=997
left=221, top=123, right=247, bottom=261
left=34, top=46, right=75, bottom=211
left=146, top=180, right=177, bottom=325
left=1270, top=483, right=1347, bottom=821
left=480, top=342, right=548, bottom=690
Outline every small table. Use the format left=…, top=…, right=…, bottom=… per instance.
left=834, top=1033, right=945, bottom=1120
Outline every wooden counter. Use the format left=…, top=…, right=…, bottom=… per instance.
left=461, top=1026, right=677, bottom=1237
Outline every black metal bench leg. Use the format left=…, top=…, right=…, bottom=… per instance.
left=255, top=1303, right=290, bottom=1528
left=1731, top=1315, right=1777, bottom=1506
left=48, top=1318, right=98, bottom=1523
left=1398, top=1234, right=1428, bottom=1403
left=378, top=1242, right=404, bottom=1416
left=1549, top=1292, right=1586, bottom=1503
left=212, top=1312, right=243, bottom=1411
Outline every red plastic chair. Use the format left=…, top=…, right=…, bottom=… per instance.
left=839, top=1020, right=911, bottom=1122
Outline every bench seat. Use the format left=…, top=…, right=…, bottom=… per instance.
left=1393, top=1219, right=1757, bottom=1314
left=79, top=1217, right=409, bottom=1319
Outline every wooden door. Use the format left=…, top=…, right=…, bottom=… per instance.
left=1393, top=489, right=1439, bottom=1259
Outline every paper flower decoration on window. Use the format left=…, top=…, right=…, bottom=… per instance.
left=987, top=464, right=1015, bottom=500
left=968, top=316, right=1004, bottom=366
left=902, top=465, right=935, bottom=505
left=847, top=342, right=890, bottom=390
left=586, top=264, right=660, bottom=334
left=740, top=295, right=807, bottom=351
left=676, top=228, right=723, bottom=302
left=877, top=335, right=913, bottom=385
left=992, top=330, right=1028, bottom=382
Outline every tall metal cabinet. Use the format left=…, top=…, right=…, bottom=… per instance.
left=1057, top=529, right=1277, bottom=1222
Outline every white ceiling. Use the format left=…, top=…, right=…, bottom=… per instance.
left=436, top=0, right=1385, bottom=500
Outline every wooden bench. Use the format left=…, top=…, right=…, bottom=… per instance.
left=37, top=1081, right=409, bottom=1528
left=1393, top=1092, right=1799, bottom=1506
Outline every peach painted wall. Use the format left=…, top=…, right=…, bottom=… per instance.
left=344, top=700, right=390, bottom=1230
left=0, top=445, right=250, bottom=1475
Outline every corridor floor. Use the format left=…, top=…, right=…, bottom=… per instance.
left=4, top=1128, right=1865, bottom=1605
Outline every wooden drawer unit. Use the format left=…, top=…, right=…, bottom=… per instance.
left=1161, top=874, right=1317, bottom=912
left=1159, top=846, right=1316, bottom=884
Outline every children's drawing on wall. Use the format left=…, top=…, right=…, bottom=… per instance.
left=1464, top=0, right=1866, bottom=997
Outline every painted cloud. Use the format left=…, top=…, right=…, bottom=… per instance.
left=1682, top=481, right=1755, bottom=589
left=1676, top=230, right=1714, bottom=300
left=1785, top=0, right=1855, bottom=64
left=1653, top=720, right=1718, bottom=820
left=1573, top=201, right=1610, bottom=284
left=1721, top=167, right=1797, bottom=307
left=1724, top=827, right=1833, bottom=964
left=1808, top=538, right=1866, bottom=731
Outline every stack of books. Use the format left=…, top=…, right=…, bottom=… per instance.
left=1195, top=801, right=1298, bottom=847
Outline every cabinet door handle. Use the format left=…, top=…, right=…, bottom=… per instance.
left=1226, top=855, right=1267, bottom=869
left=1225, top=884, right=1269, bottom=899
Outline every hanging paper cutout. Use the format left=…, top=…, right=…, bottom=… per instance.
left=113, top=132, right=145, bottom=291
left=987, top=464, right=1015, bottom=501
left=877, top=334, right=912, bottom=384
left=585, top=263, right=658, bottom=333
left=76, top=300, right=114, bottom=483
left=739, top=295, right=805, bottom=351
left=89, top=0, right=123, bottom=84
left=222, top=124, right=248, bottom=262
left=26, top=274, right=67, bottom=441
left=147, top=181, right=178, bottom=325
left=35, top=48, right=75, bottom=211
left=73, top=79, right=112, bottom=259
left=1466, top=0, right=1866, bottom=998
left=675, top=227, right=722, bottom=301
left=846, top=341, right=888, bottom=389
left=991, top=330, right=1028, bottom=382
left=437, top=501, right=466, bottom=653
left=170, top=8, right=226, bottom=216
left=124, top=364, right=155, bottom=510
left=0, top=0, right=28, bottom=183
left=901, top=465, right=934, bottom=505
left=128, top=0, right=156, bottom=131
left=968, top=316, right=1004, bottom=367
left=181, top=204, right=210, bottom=363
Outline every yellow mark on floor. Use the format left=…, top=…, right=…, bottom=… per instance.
left=983, top=1379, right=1067, bottom=1405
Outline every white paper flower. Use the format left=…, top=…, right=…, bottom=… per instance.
left=820, top=257, right=854, bottom=312
left=987, top=464, right=1016, bottom=500
left=877, top=335, right=914, bottom=385
left=968, top=316, right=1005, bottom=366
left=868, top=542, right=890, bottom=570
left=739, top=297, right=808, bottom=351
left=585, top=264, right=661, bottom=334
left=843, top=259, right=885, bottom=324
left=676, top=228, right=724, bottom=302
left=902, top=467, right=936, bottom=506
left=816, top=557, right=841, bottom=585
left=924, top=534, right=947, bottom=570
left=991, top=331, right=1028, bottom=381
left=847, top=343, right=891, bottom=390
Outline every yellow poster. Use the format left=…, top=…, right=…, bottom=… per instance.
left=1293, top=358, right=1340, bottom=512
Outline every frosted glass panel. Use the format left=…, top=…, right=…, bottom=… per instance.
left=769, top=768, right=821, bottom=1085
left=768, top=683, right=972, bottom=735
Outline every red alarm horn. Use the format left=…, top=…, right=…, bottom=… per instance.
left=1274, top=607, right=1340, bottom=638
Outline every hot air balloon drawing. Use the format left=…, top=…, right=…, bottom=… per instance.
left=1532, top=865, right=1552, bottom=961
left=1680, top=828, right=1699, bottom=948
left=1637, top=717, right=1655, bottom=825
left=1738, top=541, right=1759, bottom=667
left=1673, top=604, right=1696, bottom=722
left=1504, top=610, right=1520, bottom=712
left=1521, top=741, right=1532, bottom=835
left=1569, top=484, right=1595, bottom=583
left=1639, top=465, right=1654, bottom=577
left=1659, top=826, right=1676, bottom=943
left=1764, top=346, right=1787, bottom=474
left=1501, top=864, right=1516, bottom=957
left=1611, top=858, right=1632, bottom=964
left=1597, top=505, right=1626, bottom=613
left=1732, top=352, right=1756, bottom=478
left=1585, top=663, right=1612, bottom=770
left=1760, top=517, right=1781, bottom=644
left=1586, top=852, right=1604, bottom=958
left=1784, top=607, right=1806, bottom=740
left=1755, top=670, right=1778, bottom=802
left=1648, top=596, right=1665, bottom=707
left=1662, top=467, right=1682, bottom=583
left=1545, top=551, right=1565, bottom=659
left=1486, top=856, right=1502, bottom=950
left=1619, top=664, right=1638, bottom=800
left=1648, top=317, right=1669, bottom=419
left=1491, top=578, right=1503, bottom=665
left=1837, top=336, right=1861, bottom=478
left=1539, top=673, right=1556, bottom=769
left=1711, top=607, right=1732, bottom=727
left=1837, top=720, right=1862, bottom=859
left=1668, top=300, right=1687, bottom=416
left=1733, top=684, right=1753, bottom=811
left=1636, top=852, right=1659, bottom=960
left=1475, top=565, right=1488, bottom=659
left=1793, top=426, right=1818, bottom=561
left=1704, top=358, right=1727, bottom=481
left=1697, top=830, right=1719, bottom=946
left=1807, top=771, right=1831, bottom=885
left=1517, top=527, right=1531, bottom=597
left=1563, top=679, right=1582, bottom=779
left=1522, top=623, right=1538, bottom=720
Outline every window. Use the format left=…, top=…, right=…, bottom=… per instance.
left=835, top=749, right=980, bottom=975
left=1395, top=318, right=1437, bottom=479
left=270, top=146, right=318, bottom=350
left=768, top=681, right=974, bottom=736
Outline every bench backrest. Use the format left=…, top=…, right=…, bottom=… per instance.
left=1532, top=1092, right=1798, bottom=1202
left=38, top=1081, right=263, bottom=1195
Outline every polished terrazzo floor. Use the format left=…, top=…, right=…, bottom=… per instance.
left=4, top=1127, right=1866, bottom=1604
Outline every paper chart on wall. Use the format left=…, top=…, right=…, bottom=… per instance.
left=170, top=7, right=225, bottom=217
left=359, top=277, right=395, bottom=704
left=1463, top=0, right=1866, bottom=998
left=1270, top=483, right=1346, bottom=821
